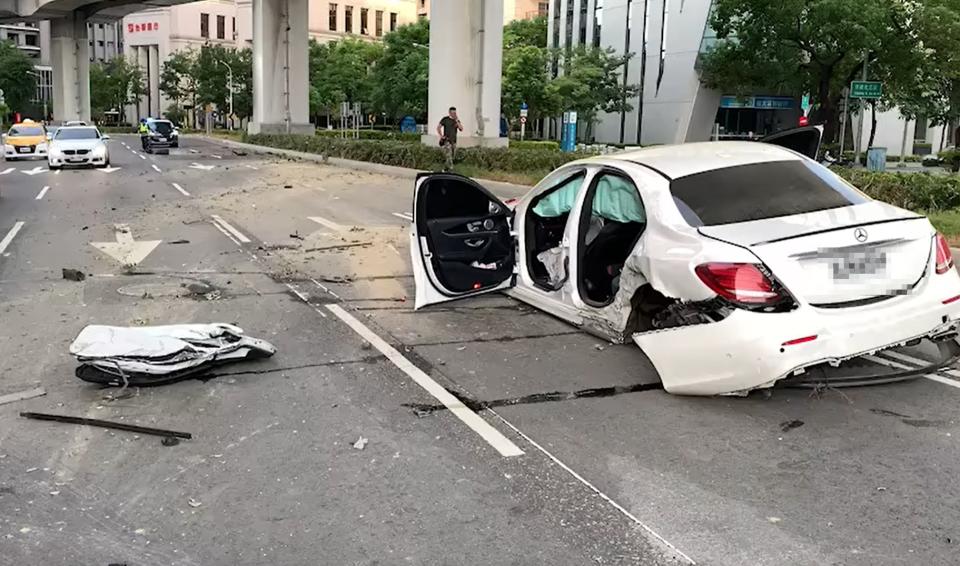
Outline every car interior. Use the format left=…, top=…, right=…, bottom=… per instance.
left=417, top=175, right=514, bottom=294
left=526, top=170, right=647, bottom=304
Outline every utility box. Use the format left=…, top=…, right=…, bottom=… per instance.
left=867, top=147, right=887, bottom=172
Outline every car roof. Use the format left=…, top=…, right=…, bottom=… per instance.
left=604, top=141, right=804, bottom=180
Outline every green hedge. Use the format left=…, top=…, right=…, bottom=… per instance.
left=244, top=134, right=591, bottom=172
left=315, top=129, right=421, bottom=142
left=510, top=140, right=560, bottom=151
left=836, top=168, right=960, bottom=211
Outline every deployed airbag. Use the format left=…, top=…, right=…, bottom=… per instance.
left=70, top=323, right=277, bottom=386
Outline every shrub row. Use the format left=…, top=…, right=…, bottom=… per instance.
left=836, top=168, right=960, bottom=211
left=509, top=140, right=561, bottom=151
left=315, top=129, right=421, bottom=142
left=244, top=134, right=591, bottom=173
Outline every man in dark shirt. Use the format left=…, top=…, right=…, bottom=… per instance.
left=436, top=106, right=463, bottom=171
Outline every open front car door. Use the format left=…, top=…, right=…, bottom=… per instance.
left=411, top=173, right=516, bottom=309
left=759, top=125, right=823, bottom=159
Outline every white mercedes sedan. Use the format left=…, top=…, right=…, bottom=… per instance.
left=409, top=127, right=960, bottom=396
left=48, top=126, right=111, bottom=169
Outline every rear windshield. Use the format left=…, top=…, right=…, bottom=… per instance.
left=151, top=121, right=174, bottom=134
left=9, top=126, right=43, bottom=137
left=55, top=128, right=99, bottom=140
left=669, top=160, right=869, bottom=227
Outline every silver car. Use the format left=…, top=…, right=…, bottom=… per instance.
left=48, top=126, right=111, bottom=169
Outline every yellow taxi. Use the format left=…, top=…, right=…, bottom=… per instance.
left=3, top=119, right=48, bottom=160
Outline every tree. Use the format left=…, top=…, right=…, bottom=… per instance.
left=89, top=57, right=146, bottom=123
left=0, top=40, right=36, bottom=116
left=370, top=18, right=430, bottom=122
left=547, top=46, right=638, bottom=140
left=501, top=16, right=551, bottom=135
left=160, top=50, right=197, bottom=120
left=700, top=0, right=915, bottom=141
left=503, top=15, right=547, bottom=50
left=309, top=38, right=383, bottom=123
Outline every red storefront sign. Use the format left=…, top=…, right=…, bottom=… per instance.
left=127, top=22, right=160, bottom=33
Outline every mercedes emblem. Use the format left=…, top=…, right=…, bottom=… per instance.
left=854, top=227, right=868, bottom=243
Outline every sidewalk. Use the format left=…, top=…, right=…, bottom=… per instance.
left=189, top=134, right=533, bottom=198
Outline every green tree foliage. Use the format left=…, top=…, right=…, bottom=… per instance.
left=369, top=18, right=430, bottom=121
left=546, top=47, right=637, bottom=139
left=160, top=50, right=198, bottom=116
left=0, top=40, right=37, bottom=116
left=159, top=46, right=253, bottom=126
left=503, top=15, right=547, bottom=49
left=89, top=57, right=146, bottom=122
left=309, top=38, right=384, bottom=120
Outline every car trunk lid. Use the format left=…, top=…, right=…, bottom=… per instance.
left=698, top=202, right=934, bottom=306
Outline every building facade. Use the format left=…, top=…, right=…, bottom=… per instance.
left=417, top=0, right=547, bottom=23
left=123, top=0, right=417, bottom=122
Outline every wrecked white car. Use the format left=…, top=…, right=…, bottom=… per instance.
left=410, top=127, right=960, bottom=395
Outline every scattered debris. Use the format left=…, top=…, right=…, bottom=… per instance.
left=168, top=239, right=190, bottom=245
left=161, top=436, right=180, bottom=447
left=353, top=436, right=368, bottom=450
left=594, top=344, right=605, bottom=351
left=767, top=517, right=782, bottom=524
left=360, top=341, right=372, bottom=351
left=304, top=242, right=372, bottom=253
left=231, top=149, right=248, bottom=156
left=283, top=184, right=293, bottom=189
left=187, top=497, right=202, bottom=508
left=61, top=268, right=86, bottom=282
left=25, top=467, right=38, bottom=473
left=134, top=528, right=146, bottom=535
left=20, top=412, right=193, bottom=439
left=81, top=226, right=88, bottom=231
left=70, top=323, right=276, bottom=386
left=877, top=486, right=887, bottom=492
left=185, top=282, right=213, bottom=295
left=780, top=420, right=804, bottom=432
left=0, top=387, right=46, bottom=407
left=289, top=232, right=304, bottom=240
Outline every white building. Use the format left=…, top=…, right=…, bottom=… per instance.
left=123, top=0, right=418, bottom=122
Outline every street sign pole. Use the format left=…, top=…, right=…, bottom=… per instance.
left=839, top=87, right=850, bottom=157
left=520, top=102, right=528, bottom=141
left=854, top=54, right=868, bottom=167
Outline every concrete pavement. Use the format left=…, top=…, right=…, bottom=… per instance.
left=2, top=134, right=960, bottom=565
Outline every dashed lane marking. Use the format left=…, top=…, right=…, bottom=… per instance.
left=325, top=303, right=525, bottom=458
left=0, top=167, right=13, bottom=175
left=307, top=216, right=344, bottom=232
left=210, top=215, right=251, bottom=243
left=139, top=154, right=146, bottom=160
left=152, top=164, right=162, bottom=173
left=0, top=222, right=25, bottom=255
left=171, top=182, right=190, bottom=197
left=392, top=212, right=413, bottom=221
left=35, top=186, right=50, bottom=200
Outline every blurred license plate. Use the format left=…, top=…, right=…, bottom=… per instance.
left=17, top=147, right=30, bottom=153
left=831, top=249, right=886, bottom=279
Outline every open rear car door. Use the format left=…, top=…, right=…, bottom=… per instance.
left=411, top=173, right=516, bottom=309
left=759, top=125, right=823, bottom=159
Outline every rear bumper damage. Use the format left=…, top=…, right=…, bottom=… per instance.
left=633, top=270, right=960, bottom=396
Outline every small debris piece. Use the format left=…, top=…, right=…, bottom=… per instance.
left=25, top=467, right=38, bottom=473
left=304, top=242, right=372, bottom=253
left=62, top=268, right=86, bottom=282
left=134, top=528, right=146, bottom=535
left=594, top=344, right=605, bottom=351
left=20, top=412, right=192, bottom=439
left=283, top=184, right=293, bottom=189
left=19, top=527, right=30, bottom=534
left=456, top=346, right=466, bottom=351
left=289, top=232, right=304, bottom=240
left=168, top=239, right=190, bottom=245
left=360, top=341, right=372, bottom=351
left=161, top=436, right=180, bottom=447
left=767, top=517, right=782, bottom=524
left=0, top=387, right=46, bottom=407
left=353, top=436, right=368, bottom=450
left=780, top=420, right=804, bottom=432
left=81, top=226, right=89, bottom=231
left=185, top=282, right=213, bottom=295
left=49, top=491, right=60, bottom=496
left=876, top=486, right=887, bottom=492
left=187, top=498, right=202, bottom=508
left=232, top=149, right=248, bottom=156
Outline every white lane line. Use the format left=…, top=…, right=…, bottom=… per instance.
left=387, top=244, right=401, bottom=256
left=325, top=303, right=524, bottom=458
left=210, top=215, right=251, bottom=243
left=171, top=182, right=190, bottom=197
left=284, top=283, right=328, bottom=318
left=245, top=164, right=259, bottom=170
left=139, top=154, right=146, bottom=160
left=210, top=220, right=241, bottom=246
left=211, top=154, right=223, bottom=159
left=130, top=149, right=138, bottom=155
left=55, top=169, right=61, bottom=175
left=152, top=164, right=162, bottom=173
left=35, top=186, right=50, bottom=200
left=0, top=222, right=25, bottom=255
left=392, top=212, right=413, bottom=221
left=880, top=350, right=935, bottom=368
left=865, top=354, right=960, bottom=389
left=309, top=278, right=341, bottom=300
left=308, top=216, right=344, bottom=232
left=0, top=167, right=14, bottom=175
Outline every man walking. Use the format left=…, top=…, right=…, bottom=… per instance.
left=437, top=107, right=463, bottom=171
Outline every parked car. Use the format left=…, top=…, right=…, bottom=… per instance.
left=410, top=127, right=960, bottom=395
left=48, top=126, right=111, bottom=169
left=2, top=120, right=48, bottom=160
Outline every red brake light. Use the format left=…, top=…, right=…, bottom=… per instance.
left=935, top=233, right=954, bottom=274
left=695, top=263, right=783, bottom=304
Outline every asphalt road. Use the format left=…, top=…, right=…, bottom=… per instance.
left=1, top=134, right=959, bottom=565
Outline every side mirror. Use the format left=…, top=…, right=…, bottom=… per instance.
left=102, top=135, right=111, bottom=140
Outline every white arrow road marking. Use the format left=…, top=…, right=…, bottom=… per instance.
left=171, top=182, right=190, bottom=196
left=0, top=167, right=14, bottom=175
left=210, top=215, right=250, bottom=243
left=0, top=222, right=25, bottom=255
left=99, top=166, right=121, bottom=173
left=392, top=212, right=413, bottom=221
left=21, top=166, right=46, bottom=176
left=152, top=164, right=162, bottom=173
left=90, top=223, right=162, bottom=267
left=189, top=163, right=215, bottom=171
left=35, top=186, right=50, bottom=200
left=308, top=216, right=344, bottom=232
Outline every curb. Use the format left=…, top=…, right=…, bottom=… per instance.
left=188, top=135, right=532, bottom=197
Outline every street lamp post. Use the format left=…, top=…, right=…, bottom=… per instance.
left=217, top=59, right=235, bottom=131
left=26, top=71, right=48, bottom=121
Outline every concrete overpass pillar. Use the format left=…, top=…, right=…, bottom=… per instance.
left=422, top=0, right=507, bottom=148
left=50, top=14, right=90, bottom=124
left=136, top=47, right=149, bottom=119
left=148, top=45, right=161, bottom=117
left=247, top=0, right=314, bottom=135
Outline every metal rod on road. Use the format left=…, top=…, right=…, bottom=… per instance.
left=20, top=412, right=193, bottom=439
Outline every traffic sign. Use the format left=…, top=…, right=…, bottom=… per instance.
left=520, top=102, right=528, bottom=110
left=519, top=116, right=527, bottom=124
left=850, top=81, right=883, bottom=99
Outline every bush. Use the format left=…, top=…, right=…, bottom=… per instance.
left=836, top=168, right=960, bottom=211
left=315, top=129, right=420, bottom=142
left=939, top=148, right=960, bottom=172
left=244, top=134, right=591, bottom=173
left=510, top=140, right=560, bottom=151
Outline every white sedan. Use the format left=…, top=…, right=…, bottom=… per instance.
left=48, top=126, right=111, bottom=169
left=410, top=127, right=960, bottom=396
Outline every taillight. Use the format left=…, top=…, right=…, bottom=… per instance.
left=935, top=233, right=954, bottom=274
left=695, top=262, right=784, bottom=304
